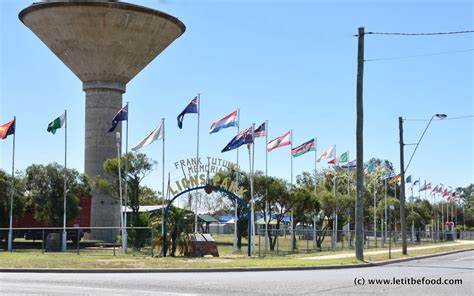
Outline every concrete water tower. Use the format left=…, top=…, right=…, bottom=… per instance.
left=19, top=0, right=185, bottom=241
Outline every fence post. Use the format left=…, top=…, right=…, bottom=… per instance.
left=42, top=229, right=45, bottom=254
left=77, top=228, right=80, bottom=255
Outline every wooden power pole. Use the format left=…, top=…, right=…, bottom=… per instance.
left=355, top=26, right=365, bottom=261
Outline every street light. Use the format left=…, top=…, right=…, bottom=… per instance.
left=399, top=113, right=447, bottom=255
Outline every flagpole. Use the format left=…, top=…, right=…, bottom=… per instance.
left=332, top=145, right=337, bottom=250
left=161, top=118, right=166, bottom=248
left=384, top=178, right=387, bottom=245
left=116, top=132, right=126, bottom=254
left=233, top=109, right=240, bottom=252
left=7, top=116, right=16, bottom=252
left=313, top=137, right=317, bottom=250
left=195, top=94, right=200, bottom=233
left=250, top=123, right=256, bottom=255
left=264, top=120, right=269, bottom=255
left=62, top=110, right=68, bottom=252
left=347, top=152, right=350, bottom=195
left=123, top=102, right=129, bottom=249
left=290, top=129, right=295, bottom=253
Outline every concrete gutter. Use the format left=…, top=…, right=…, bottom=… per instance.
left=0, top=248, right=472, bottom=273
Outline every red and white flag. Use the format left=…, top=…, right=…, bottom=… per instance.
left=317, top=145, right=335, bottom=162
left=267, top=131, right=291, bottom=152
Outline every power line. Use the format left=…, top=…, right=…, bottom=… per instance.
left=404, top=115, right=474, bottom=122
left=365, top=30, right=474, bottom=36
left=365, top=49, right=473, bottom=62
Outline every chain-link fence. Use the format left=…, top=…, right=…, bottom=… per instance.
left=0, top=226, right=466, bottom=257
left=0, top=227, right=155, bottom=256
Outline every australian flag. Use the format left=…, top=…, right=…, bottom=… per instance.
left=177, top=97, right=198, bottom=129
left=221, top=127, right=253, bottom=153
left=108, top=104, right=128, bottom=133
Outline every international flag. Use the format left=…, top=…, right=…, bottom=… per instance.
left=291, top=139, right=315, bottom=158
left=177, top=97, right=198, bottom=129
left=108, top=104, right=128, bottom=133
left=0, top=119, right=15, bottom=139
left=454, top=192, right=461, bottom=200
left=431, top=184, right=441, bottom=194
left=419, top=182, right=432, bottom=192
left=328, top=157, right=338, bottom=165
left=267, top=131, right=291, bottom=152
left=413, top=179, right=420, bottom=186
left=132, top=122, right=164, bottom=151
left=316, top=145, right=335, bottom=162
left=406, top=175, right=412, bottom=183
left=339, top=151, right=349, bottom=163
left=383, top=172, right=396, bottom=180
left=47, top=112, right=66, bottom=135
left=341, top=160, right=356, bottom=168
left=442, top=189, right=450, bottom=197
left=365, top=163, right=375, bottom=173
left=221, top=127, right=253, bottom=152
left=388, top=174, right=401, bottom=184
left=209, top=110, right=238, bottom=134
left=253, top=122, right=266, bottom=138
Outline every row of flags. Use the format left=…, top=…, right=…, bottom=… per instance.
left=2, top=96, right=465, bottom=204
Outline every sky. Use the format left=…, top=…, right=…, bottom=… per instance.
left=0, top=0, right=473, bottom=197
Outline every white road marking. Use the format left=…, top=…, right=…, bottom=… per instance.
left=454, top=255, right=474, bottom=261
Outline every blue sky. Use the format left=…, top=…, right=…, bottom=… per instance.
left=0, top=0, right=472, bottom=195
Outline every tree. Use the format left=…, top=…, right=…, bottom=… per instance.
left=24, top=163, right=90, bottom=226
left=97, top=152, right=157, bottom=226
left=0, top=169, right=25, bottom=248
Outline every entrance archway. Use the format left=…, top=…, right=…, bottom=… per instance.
left=162, top=185, right=251, bottom=257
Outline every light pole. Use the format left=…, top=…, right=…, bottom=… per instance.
left=399, top=113, right=447, bottom=255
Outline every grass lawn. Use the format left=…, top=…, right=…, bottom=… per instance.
left=0, top=240, right=472, bottom=270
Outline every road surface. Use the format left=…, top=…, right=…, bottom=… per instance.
left=1, top=251, right=473, bottom=295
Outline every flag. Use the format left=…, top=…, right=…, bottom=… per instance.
left=431, top=184, right=441, bottom=194
left=454, top=192, right=461, bottom=200
left=108, top=104, right=128, bottom=133
left=267, top=131, right=291, bottom=152
left=366, top=163, right=375, bottom=173
left=47, top=112, right=66, bottom=134
left=339, top=151, right=349, bottom=163
left=253, top=122, right=266, bottom=138
left=388, top=174, right=401, bottom=184
left=209, top=110, right=238, bottom=134
left=406, top=175, right=412, bottom=183
left=413, top=179, right=420, bottom=186
left=442, top=189, right=450, bottom=197
left=341, top=160, right=356, bottom=168
left=327, top=157, right=338, bottom=165
left=221, top=127, right=253, bottom=152
left=0, top=119, right=15, bottom=139
left=383, top=172, right=396, bottom=180
left=177, top=97, right=198, bottom=129
left=316, top=145, right=335, bottom=162
left=420, top=182, right=432, bottom=191
left=291, top=139, right=315, bottom=158
left=132, top=122, right=164, bottom=151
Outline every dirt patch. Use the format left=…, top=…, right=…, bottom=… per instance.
left=96, top=259, right=146, bottom=267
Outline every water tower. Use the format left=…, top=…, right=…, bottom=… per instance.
left=19, top=0, right=185, bottom=241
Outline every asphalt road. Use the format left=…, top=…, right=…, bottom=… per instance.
left=1, top=251, right=473, bottom=295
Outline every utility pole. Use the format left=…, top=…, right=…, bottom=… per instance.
left=355, top=26, right=365, bottom=261
left=399, top=117, right=407, bottom=255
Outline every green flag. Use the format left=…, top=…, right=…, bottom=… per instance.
left=47, top=112, right=66, bottom=134
left=339, top=151, right=349, bottom=163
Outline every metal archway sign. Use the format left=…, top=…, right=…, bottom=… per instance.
left=162, top=185, right=251, bottom=257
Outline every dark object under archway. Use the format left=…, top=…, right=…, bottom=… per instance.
left=162, top=185, right=251, bottom=257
